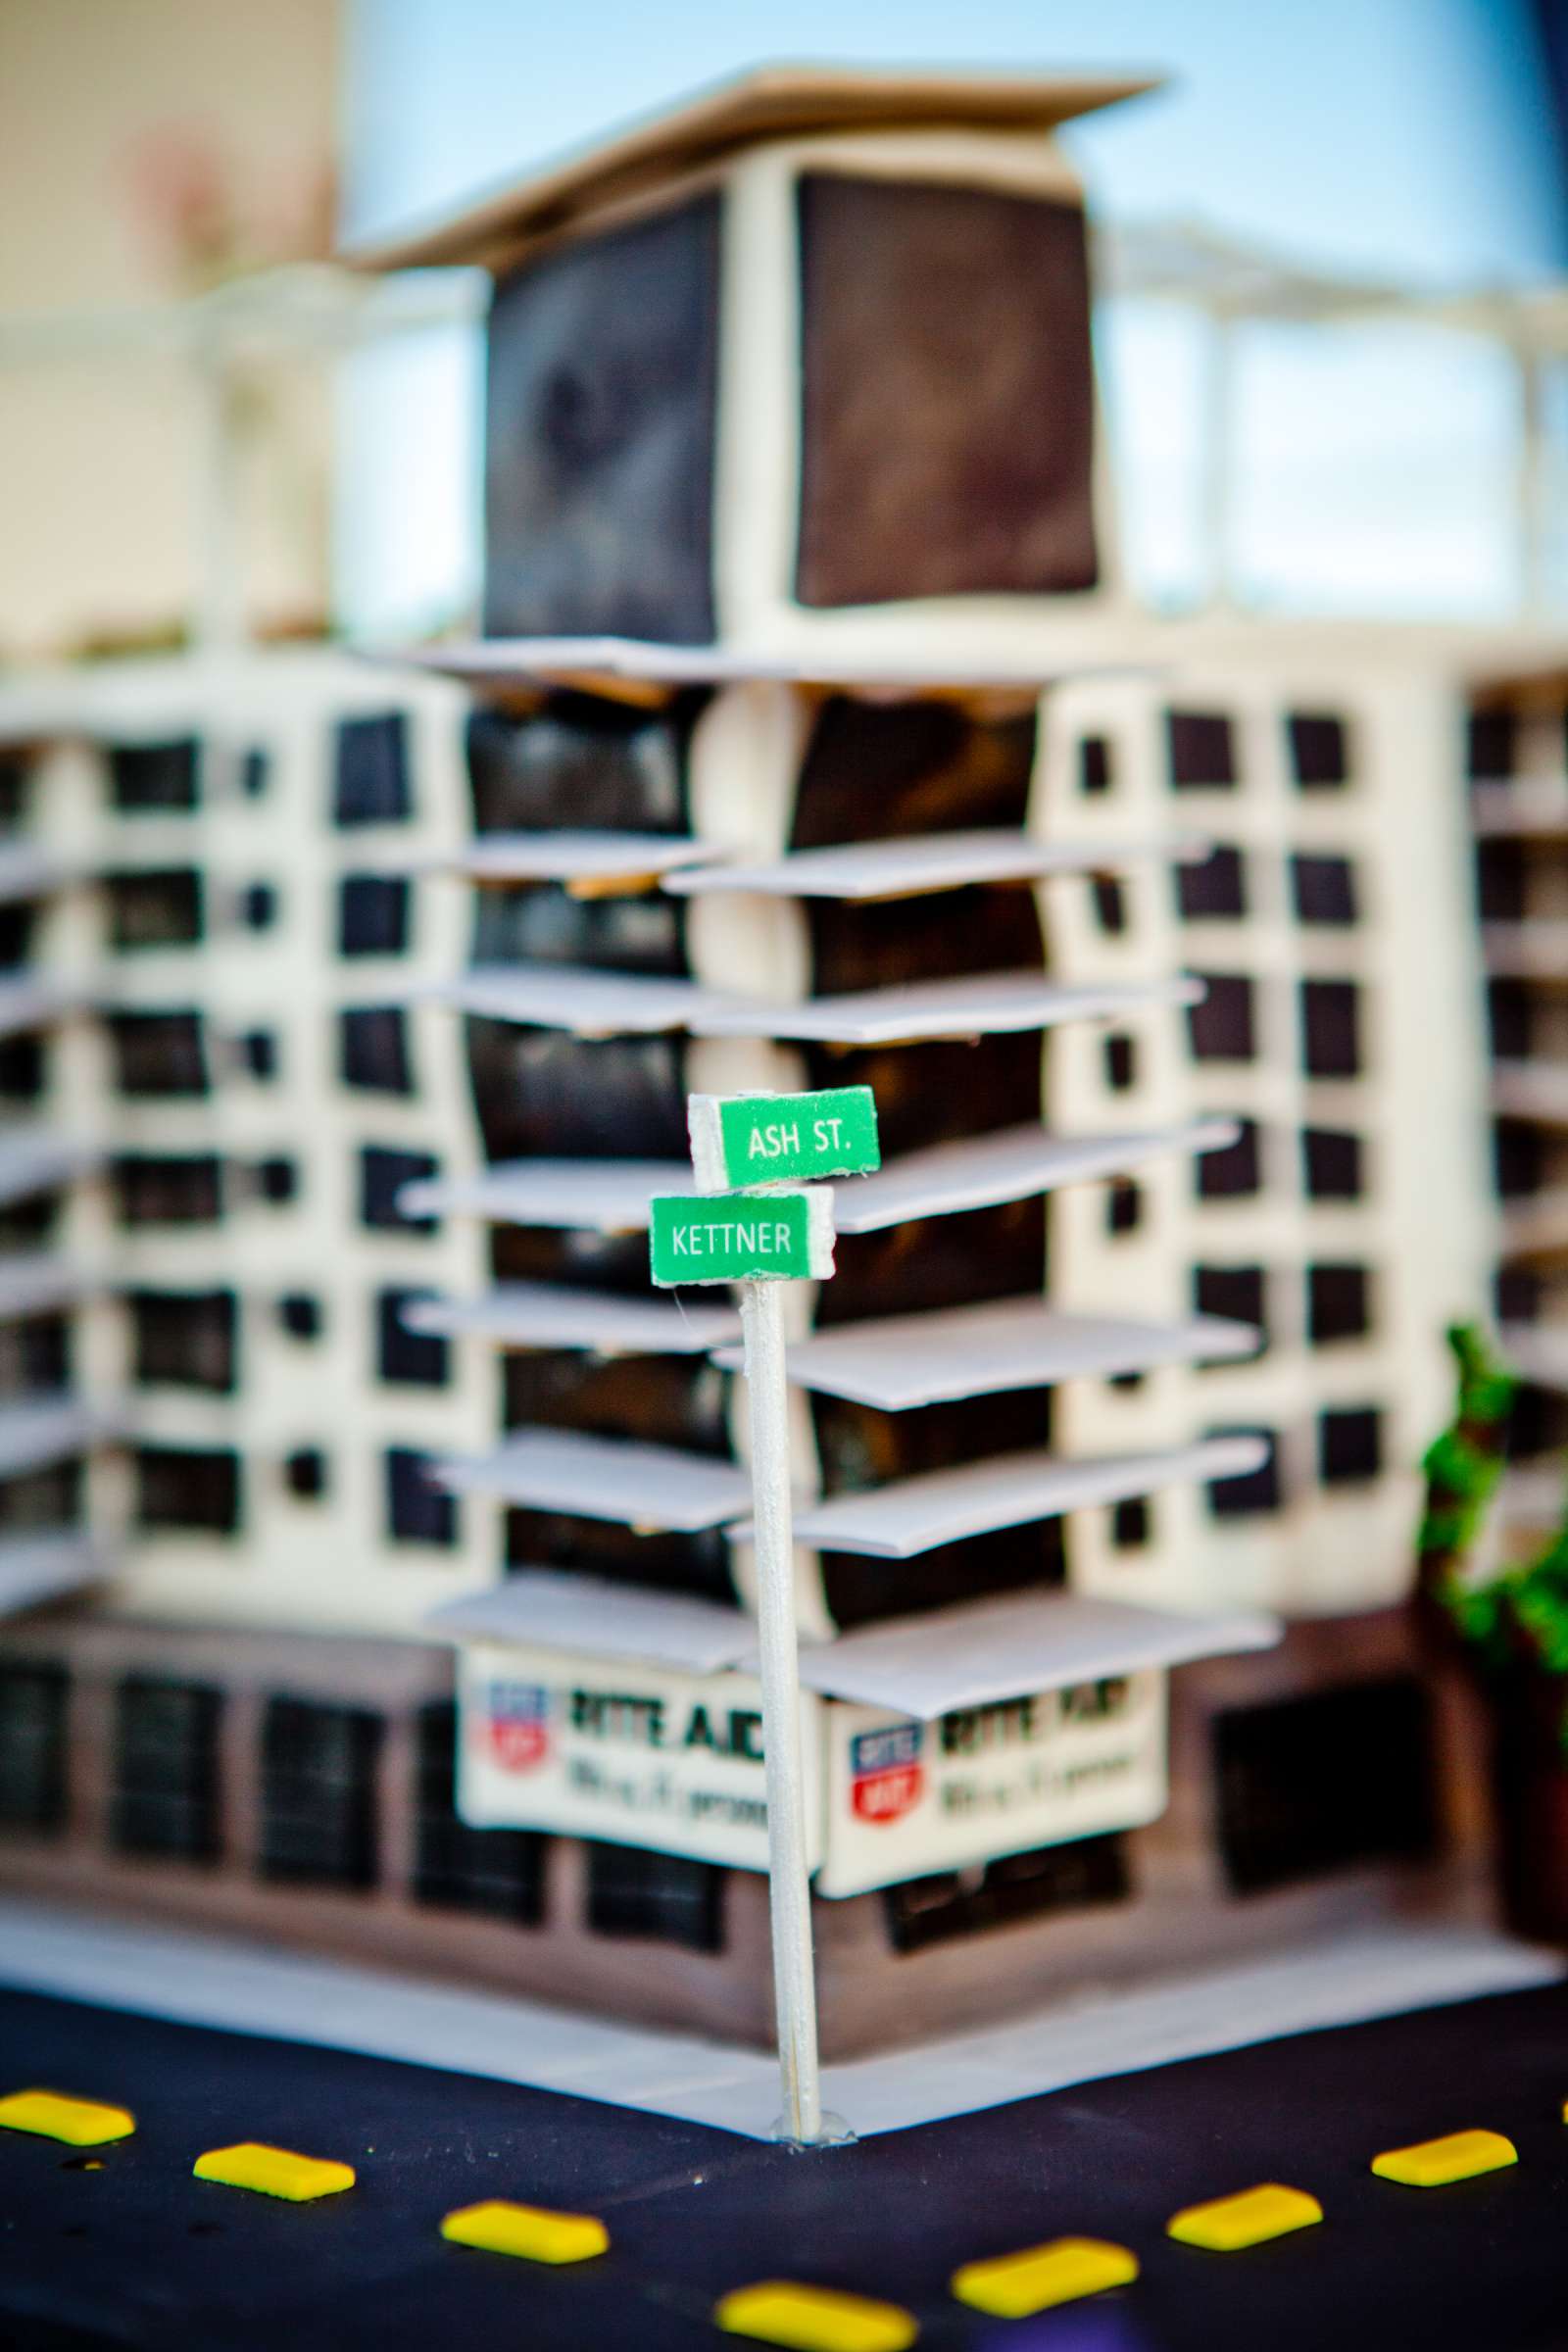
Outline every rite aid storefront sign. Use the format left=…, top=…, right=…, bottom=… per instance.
left=458, top=1645, right=1166, bottom=1895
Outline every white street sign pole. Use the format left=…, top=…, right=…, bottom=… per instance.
left=739, top=1274, right=825, bottom=2146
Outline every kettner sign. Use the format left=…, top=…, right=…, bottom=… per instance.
left=460, top=1642, right=1167, bottom=1893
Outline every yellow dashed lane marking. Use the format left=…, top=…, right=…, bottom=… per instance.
left=440, top=2199, right=609, bottom=2264
left=714, top=2278, right=918, bottom=2350
left=0, top=2089, right=134, bottom=2146
left=952, top=2234, right=1138, bottom=2317
left=193, top=2142, right=355, bottom=2202
left=1166, top=2182, right=1323, bottom=2252
left=1371, top=2130, right=1518, bottom=2187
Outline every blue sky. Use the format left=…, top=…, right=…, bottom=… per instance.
left=336, top=0, right=1568, bottom=631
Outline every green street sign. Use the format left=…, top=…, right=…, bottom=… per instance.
left=650, top=1189, right=835, bottom=1287
left=688, top=1087, right=880, bottom=1193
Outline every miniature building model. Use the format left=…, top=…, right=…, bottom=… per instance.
left=0, top=68, right=1526, bottom=2052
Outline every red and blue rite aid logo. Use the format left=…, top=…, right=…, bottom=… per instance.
left=484, top=1680, right=551, bottom=1774
left=849, top=1722, right=924, bottom=1825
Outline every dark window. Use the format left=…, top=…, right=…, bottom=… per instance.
left=466, top=700, right=691, bottom=836
left=1188, top=973, right=1255, bottom=1061
left=1078, top=736, right=1111, bottom=794
left=285, top=1447, right=327, bottom=1500
left=1106, top=1177, right=1142, bottom=1236
left=377, top=1290, right=448, bottom=1387
left=386, top=1447, right=456, bottom=1545
left=1206, top=1428, right=1281, bottom=1518
left=241, top=747, right=270, bottom=799
left=1494, top=1118, right=1544, bottom=1202
left=1112, top=1497, right=1150, bottom=1550
left=1466, top=709, right=1514, bottom=781
left=0, top=1035, right=43, bottom=1103
left=1494, top=1266, right=1542, bottom=1325
left=240, top=1030, right=277, bottom=1081
left=1167, top=710, right=1236, bottom=788
left=256, top=1156, right=299, bottom=1204
left=1197, top=1117, right=1261, bottom=1200
left=792, top=698, right=1035, bottom=848
left=242, top=881, right=277, bottom=929
left=1489, top=977, right=1532, bottom=1061
left=1090, top=875, right=1127, bottom=936
left=1102, top=1032, right=1136, bottom=1092
left=469, top=1020, right=687, bottom=1162
left=796, top=176, right=1097, bottom=608
left=1193, top=1265, right=1266, bottom=1349
left=340, top=1005, right=413, bottom=1095
left=1108, top=1370, right=1144, bottom=1395
left=1302, top=1126, right=1364, bottom=1200
left=884, top=1835, right=1128, bottom=1954
left=111, top=1677, right=221, bottom=1864
left=0, top=1310, right=70, bottom=1396
left=338, top=874, right=411, bottom=956
left=112, top=1153, right=222, bottom=1227
left=107, top=1010, right=207, bottom=1098
left=1215, top=1677, right=1434, bottom=1894
left=134, top=1446, right=240, bottom=1534
left=1301, top=979, right=1362, bottom=1078
left=413, top=1701, right=546, bottom=1922
left=0, top=1661, right=68, bottom=1832
left=1478, top=840, right=1526, bottom=922
left=1291, top=853, right=1358, bottom=926
left=584, top=1838, right=724, bottom=1951
left=0, top=1461, right=80, bottom=1537
left=333, top=713, right=411, bottom=827
left=278, top=1294, right=321, bottom=1341
left=1308, top=1263, right=1372, bottom=1344
left=109, top=739, right=198, bottom=813
left=259, top=1697, right=382, bottom=1889
left=1319, top=1405, right=1382, bottom=1485
left=1288, top=710, right=1349, bottom=789
left=0, top=752, right=31, bottom=833
left=361, top=1146, right=437, bottom=1231
left=106, top=867, right=202, bottom=951
left=1176, top=845, right=1247, bottom=920
left=129, top=1289, right=236, bottom=1392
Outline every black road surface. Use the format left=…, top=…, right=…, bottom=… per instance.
left=1, top=1980, right=1566, bottom=2350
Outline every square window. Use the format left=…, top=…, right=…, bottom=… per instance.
left=1291, top=853, right=1358, bottom=926
left=1319, top=1405, right=1382, bottom=1484
left=278, top=1294, right=321, bottom=1341
left=1302, top=1126, right=1364, bottom=1200
left=242, top=881, right=277, bottom=929
left=584, top=1838, right=724, bottom=1951
left=0, top=1661, right=68, bottom=1832
left=1167, top=710, right=1236, bottom=788
left=1091, top=875, right=1127, bottom=935
left=259, top=1697, right=381, bottom=1889
left=1197, top=1117, right=1261, bottom=1200
left=1078, top=736, right=1111, bottom=794
left=1301, top=978, right=1362, bottom=1078
left=413, top=1700, right=545, bottom=1922
left=0, top=1036, right=44, bottom=1102
left=1176, top=845, right=1247, bottom=920
left=241, top=1030, right=278, bottom=1081
left=1193, top=1265, right=1266, bottom=1349
left=1466, top=710, right=1515, bottom=781
left=106, top=867, right=203, bottom=951
left=241, top=747, right=270, bottom=799
left=1288, top=711, right=1349, bottom=789
left=109, top=739, right=199, bottom=814
left=107, top=1010, right=208, bottom=1098
left=338, top=874, right=411, bottom=956
left=1102, top=1032, right=1136, bottom=1092
left=333, top=714, right=411, bottom=827
left=129, top=1289, right=236, bottom=1392
left=386, top=1446, right=456, bottom=1545
left=1206, top=1428, right=1281, bottom=1518
left=340, top=1005, right=414, bottom=1096
left=1111, top=1495, right=1150, bottom=1549
left=361, top=1146, right=437, bottom=1231
left=113, top=1154, right=223, bottom=1227
left=257, top=1156, right=299, bottom=1205
left=134, top=1445, right=240, bottom=1534
left=1307, top=1262, right=1372, bottom=1344
left=1188, top=973, right=1255, bottom=1062
left=111, top=1677, right=221, bottom=1864
left=285, top=1447, right=327, bottom=1500
left=1105, top=1177, right=1142, bottom=1236
left=377, top=1289, right=449, bottom=1387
